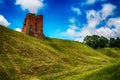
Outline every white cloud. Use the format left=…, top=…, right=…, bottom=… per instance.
left=107, top=18, right=120, bottom=28
left=75, top=37, right=84, bottom=42
left=69, top=25, right=78, bottom=30
left=0, top=15, right=10, bottom=27
left=72, top=7, right=81, bottom=15
left=101, top=4, right=116, bottom=20
left=86, top=4, right=116, bottom=29
left=69, top=18, right=76, bottom=24
left=86, top=0, right=96, bottom=4
left=106, top=17, right=120, bottom=38
left=66, top=28, right=76, bottom=36
left=81, top=3, right=116, bottom=37
left=96, top=27, right=115, bottom=38
left=15, top=0, right=44, bottom=13
left=86, top=10, right=101, bottom=28
left=85, top=0, right=105, bottom=5
left=62, top=25, right=79, bottom=37
left=62, top=4, right=118, bottom=42
left=15, top=27, right=21, bottom=32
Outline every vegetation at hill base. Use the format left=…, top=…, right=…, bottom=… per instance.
left=84, top=35, right=120, bottom=49
left=0, top=25, right=120, bottom=80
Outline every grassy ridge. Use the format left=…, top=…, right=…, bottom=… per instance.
left=0, top=25, right=120, bottom=80
left=82, top=63, right=120, bottom=80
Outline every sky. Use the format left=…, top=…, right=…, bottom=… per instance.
left=0, top=0, right=120, bottom=42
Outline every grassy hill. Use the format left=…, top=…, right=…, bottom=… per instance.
left=0, top=25, right=120, bottom=80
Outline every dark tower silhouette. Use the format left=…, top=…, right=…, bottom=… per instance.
left=22, top=13, right=45, bottom=39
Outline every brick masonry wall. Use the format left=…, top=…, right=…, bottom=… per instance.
left=22, top=13, right=45, bottom=39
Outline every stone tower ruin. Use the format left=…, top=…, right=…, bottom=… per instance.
left=22, top=13, right=45, bottom=39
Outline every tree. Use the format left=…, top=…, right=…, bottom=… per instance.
left=84, top=35, right=93, bottom=47
left=109, top=38, right=116, bottom=47
left=84, top=35, right=120, bottom=48
left=84, top=35, right=100, bottom=49
left=116, top=37, right=120, bottom=48
left=84, top=35, right=109, bottom=49
left=98, top=36, right=108, bottom=48
left=91, top=35, right=99, bottom=49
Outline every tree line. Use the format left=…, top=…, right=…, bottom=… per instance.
left=83, top=35, right=120, bottom=49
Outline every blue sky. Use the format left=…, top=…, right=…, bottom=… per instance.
left=0, top=0, right=120, bottom=42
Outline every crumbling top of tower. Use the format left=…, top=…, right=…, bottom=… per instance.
left=22, top=13, right=45, bottom=39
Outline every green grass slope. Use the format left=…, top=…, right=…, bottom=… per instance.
left=97, top=48, right=120, bottom=59
left=0, top=25, right=120, bottom=80
left=81, top=63, right=120, bottom=80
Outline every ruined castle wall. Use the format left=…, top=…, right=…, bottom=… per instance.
left=22, top=13, right=45, bottom=39
left=35, top=15, right=43, bottom=38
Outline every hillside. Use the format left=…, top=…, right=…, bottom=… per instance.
left=0, top=25, right=120, bottom=80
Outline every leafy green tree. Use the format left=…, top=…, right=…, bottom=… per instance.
left=84, top=35, right=119, bottom=48
left=84, top=35, right=100, bottom=49
left=91, top=35, right=99, bottom=49
left=98, top=36, right=108, bottom=48
left=116, top=37, right=120, bottom=48
left=84, top=35, right=93, bottom=47
left=109, top=38, right=116, bottom=47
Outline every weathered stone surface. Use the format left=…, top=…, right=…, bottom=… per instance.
left=22, top=13, right=45, bottom=39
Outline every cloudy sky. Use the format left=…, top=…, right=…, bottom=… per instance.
left=0, top=0, right=120, bottom=42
